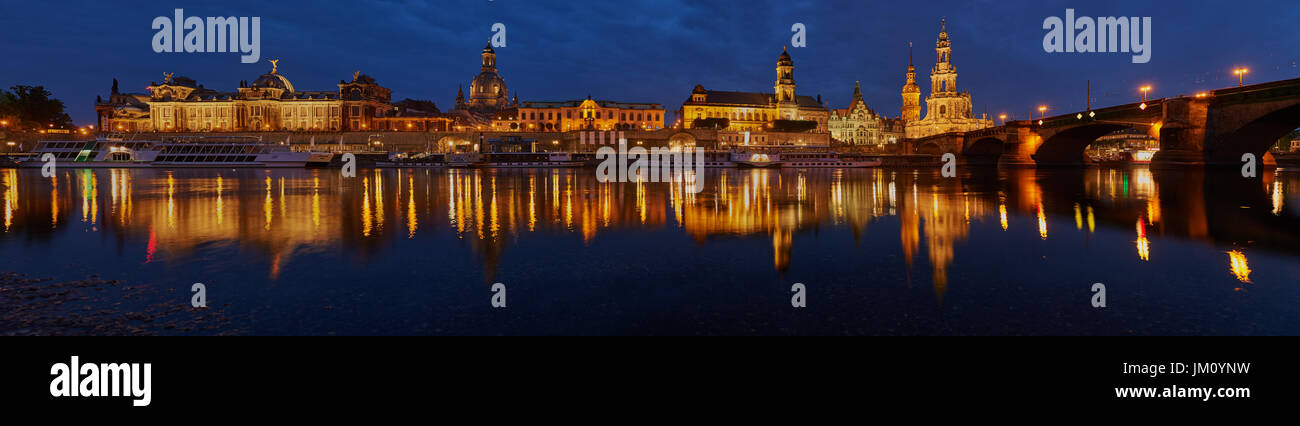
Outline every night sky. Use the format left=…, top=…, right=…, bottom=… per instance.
left=2, top=0, right=1297, bottom=125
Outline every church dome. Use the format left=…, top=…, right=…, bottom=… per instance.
left=253, top=72, right=294, bottom=92
left=777, top=47, right=793, bottom=66
left=470, top=71, right=506, bottom=99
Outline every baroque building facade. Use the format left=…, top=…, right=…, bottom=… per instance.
left=828, top=82, right=888, bottom=145
left=94, top=61, right=450, bottom=133
left=680, top=47, right=829, bottom=133
left=904, top=20, right=992, bottom=139
left=505, top=97, right=664, bottom=132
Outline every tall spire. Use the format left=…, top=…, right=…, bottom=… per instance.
left=901, top=42, right=921, bottom=123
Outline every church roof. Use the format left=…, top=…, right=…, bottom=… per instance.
left=683, top=89, right=823, bottom=108
left=253, top=72, right=294, bottom=92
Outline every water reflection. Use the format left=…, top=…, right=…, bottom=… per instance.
left=2, top=166, right=1299, bottom=303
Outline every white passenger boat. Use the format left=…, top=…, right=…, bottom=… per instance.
left=19, top=135, right=330, bottom=168
left=779, top=152, right=883, bottom=168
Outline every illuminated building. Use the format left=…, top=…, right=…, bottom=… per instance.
left=95, top=61, right=397, bottom=132
left=680, top=47, right=829, bottom=133
left=373, top=99, right=453, bottom=132
left=828, top=82, right=889, bottom=145
left=901, top=44, right=921, bottom=123
left=506, top=97, right=665, bottom=132
left=450, top=44, right=519, bottom=126
left=904, top=19, right=993, bottom=139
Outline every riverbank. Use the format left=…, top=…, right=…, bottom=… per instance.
left=0, top=272, right=237, bottom=336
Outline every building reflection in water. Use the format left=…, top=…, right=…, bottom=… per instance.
left=0, top=166, right=1297, bottom=297
left=1227, top=250, right=1251, bottom=284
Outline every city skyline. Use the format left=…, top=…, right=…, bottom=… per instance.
left=2, top=0, right=1297, bottom=126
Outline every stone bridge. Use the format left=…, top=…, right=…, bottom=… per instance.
left=904, top=77, right=1300, bottom=167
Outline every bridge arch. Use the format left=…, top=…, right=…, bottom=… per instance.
left=916, top=142, right=943, bottom=156
left=1206, top=100, right=1300, bottom=165
left=1035, top=123, right=1139, bottom=166
left=437, top=135, right=470, bottom=151
left=962, top=136, right=1005, bottom=166
left=668, top=132, right=697, bottom=148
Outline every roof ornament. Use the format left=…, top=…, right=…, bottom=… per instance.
left=353, top=70, right=361, bottom=81
left=269, top=59, right=279, bottom=74
left=163, top=72, right=173, bottom=84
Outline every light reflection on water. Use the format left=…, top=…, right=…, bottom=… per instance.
left=1, top=166, right=1299, bottom=335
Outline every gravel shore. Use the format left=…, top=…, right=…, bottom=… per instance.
left=0, top=272, right=240, bottom=336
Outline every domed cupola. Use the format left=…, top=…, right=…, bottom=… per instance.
left=465, top=44, right=508, bottom=110
left=251, top=59, right=294, bottom=92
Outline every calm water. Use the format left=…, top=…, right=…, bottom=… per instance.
left=1, top=166, right=1298, bottom=335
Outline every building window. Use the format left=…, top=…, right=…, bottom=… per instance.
left=351, top=106, right=361, bottom=116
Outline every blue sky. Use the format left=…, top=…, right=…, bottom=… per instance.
left=2, top=0, right=1297, bottom=124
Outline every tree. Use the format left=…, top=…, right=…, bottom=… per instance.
left=770, top=119, right=818, bottom=133
left=692, top=118, right=729, bottom=129
left=0, top=85, right=73, bottom=129
left=1275, top=128, right=1300, bottom=152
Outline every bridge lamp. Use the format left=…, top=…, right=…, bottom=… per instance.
left=1038, top=106, right=1047, bottom=119
left=998, top=114, right=1007, bottom=125
left=1233, top=68, right=1249, bottom=86
left=1139, top=86, right=1152, bottom=102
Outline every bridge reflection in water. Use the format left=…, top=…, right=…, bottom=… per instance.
left=1, top=167, right=1298, bottom=334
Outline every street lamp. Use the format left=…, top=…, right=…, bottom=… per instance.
left=998, top=114, right=1007, bottom=125
left=1038, top=106, right=1047, bottom=119
left=1233, top=68, right=1249, bottom=86
left=1139, top=86, right=1152, bottom=102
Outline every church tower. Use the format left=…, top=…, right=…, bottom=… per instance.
left=467, top=44, right=509, bottom=110
left=774, top=47, right=797, bottom=119
left=901, top=43, right=921, bottom=123
left=905, top=18, right=990, bottom=139
left=930, top=19, right=957, bottom=97
left=922, top=18, right=972, bottom=121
